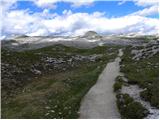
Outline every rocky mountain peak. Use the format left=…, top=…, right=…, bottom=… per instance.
left=82, top=31, right=102, bottom=39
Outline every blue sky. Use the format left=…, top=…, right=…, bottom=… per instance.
left=14, top=1, right=158, bottom=18
left=1, top=0, right=159, bottom=38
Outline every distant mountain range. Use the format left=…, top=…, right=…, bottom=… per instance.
left=1, top=30, right=158, bottom=41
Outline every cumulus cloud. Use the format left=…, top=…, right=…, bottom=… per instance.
left=2, top=8, right=158, bottom=37
left=1, top=0, right=159, bottom=38
left=133, top=0, right=159, bottom=7
left=1, top=0, right=94, bottom=11
left=27, top=28, right=50, bottom=36
left=118, top=0, right=127, bottom=5
left=132, top=5, right=158, bottom=16
left=116, top=0, right=158, bottom=7
left=1, top=0, right=17, bottom=10
left=33, top=0, right=94, bottom=8
left=118, top=0, right=158, bottom=17
left=70, top=0, right=94, bottom=8
left=2, top=10, right=39, bottom=35
left=33, top=0, right=57, bottom=9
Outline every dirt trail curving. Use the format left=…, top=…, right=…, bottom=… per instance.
left=79, top=49, right=123, bottom=119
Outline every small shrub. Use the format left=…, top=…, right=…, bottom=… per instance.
left=116, top=76, right=123, bottom=82
left=140, top=90, right=150, bottom=101
left=113, top=76, right=123, bottom=92
left=120, top=46, right=159, bottom=108
left=140, top=83, right=159, bottom=108
left=116, top=93, right=148, bottom=119
left=124, top=102, right=148, bottom=119
left=113, top=81, right=122, bottom=92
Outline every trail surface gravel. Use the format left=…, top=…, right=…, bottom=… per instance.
left=79, top=49, right=123, bottom=119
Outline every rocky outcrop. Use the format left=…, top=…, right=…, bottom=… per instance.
left=131, top=40, right=158, bottom=60
left=82, top=31, right=102, bottom=39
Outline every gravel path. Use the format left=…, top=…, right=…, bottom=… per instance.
left=79, top=49, right=123, bottom=119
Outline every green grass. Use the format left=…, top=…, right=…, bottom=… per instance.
left=120, top=46, right=159, bottom=108
left=113, top=76, right=123, bottom=92
left=2, top=63, right=104, bottom=118
left=2, top=44, right=121, bottom=118
left=116, top=93, right=148, bottom=119
left=118, top=35, right=158, bottom=42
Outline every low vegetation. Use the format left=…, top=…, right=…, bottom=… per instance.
left=113, top=76, right=123, bottom=92
left=119, top=35, right=158, bottom=42
left=120, top=44, right=159, bottom=108
left=2, top=44, right=121, bottom=118
left=116, top=93, right=148, bottom=119
left=114, top=39, right=158, bottom=119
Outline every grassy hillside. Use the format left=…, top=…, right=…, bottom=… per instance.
left=2, top=44, right=121, bottom=118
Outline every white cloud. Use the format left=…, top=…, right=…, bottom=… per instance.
left=1, top=0, right=17, bottom=10
left=27, top=28, right=50, bottom=36
left=62, top=10, right=72, bottom=15
left=1, top=0, right=159, bottom=38
left=1, top=0, right=94, bottom=10
left=132, top=5, right=158, bottom=16
left=133, top=0, right=159, bottom=7
left=33, top=9, right=58, bottom=19
left=70, top=0, right=94, bottom=8
left=2, top=9, right=158, bottom=37
left=118, top=0, right=127, bottom=5
left=33, top=0, right=57, bottom=9
left=33, top=0, right=94, bottom=8
left=3, top=10, right=39, bottom=35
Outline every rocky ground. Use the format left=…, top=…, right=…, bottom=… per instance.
left=1, top=33, right=159, bottom=119
left=2, top=31, right=152, bottom=51
left=1, top=40, right=120, bottom=118
left=114, top=39, right=159, bottom=119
